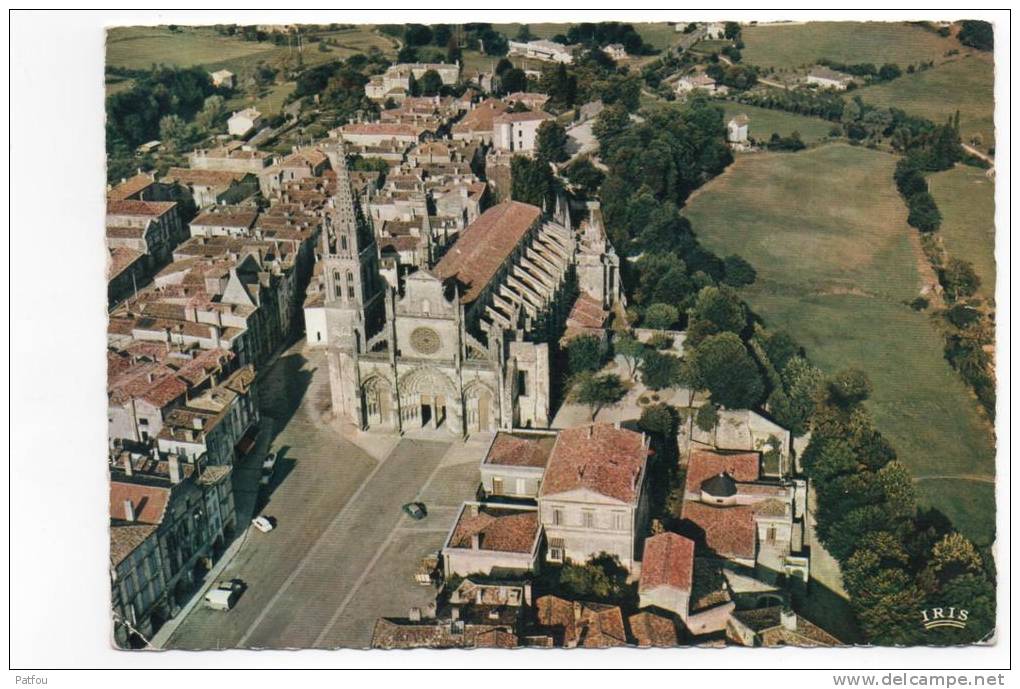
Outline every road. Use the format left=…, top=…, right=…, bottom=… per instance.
left=166, top=342, right=484, bottom=649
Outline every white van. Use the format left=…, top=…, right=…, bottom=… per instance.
left=203, top=580, right=243, bottom=611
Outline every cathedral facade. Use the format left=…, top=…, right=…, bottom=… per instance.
left=310, top=143, right=617, bottom=437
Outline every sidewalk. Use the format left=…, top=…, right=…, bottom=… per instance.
left=150, top=417, right=276, bottom=649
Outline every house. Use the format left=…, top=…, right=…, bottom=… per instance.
left=675, top=73, right=725, bottom=96
left=704, top=22, right=728, bottom=39
left=106, top=199, right=184, bottom=266
left=508, top=39, right=574, bottom=64
left=109, top=451, right=235, bottom=647
left=364, top=62, right=461, bottom=101
left=680, top=449, right=809, bottom=584
left=503, top=91, right=550, bottom=111
left=532, top=595, right=627, bottom=648
left=479, top=429, right=557, bottom=499
left=638, top=532, right=696, bottom=619
left=628, top=610, right=679, bottom=647
left=108, top=172, right=169, bottom=202
left=335, top=122, right=426, bottom=147
left=728, top=606, right=841, bottom=647
left=451, top=98, right=510, bottom=144
left=370, top=616, right=517, bottom=649
left=188, top=204, right=259, bottom=238
left=441, top=502, right=542, bottom=577
left=538, top=423, right=652, bottom=569
left=604, top=43, right=628, bottom=60
left=210, top=69, right=234, bottom=89
left=492, top=109, right=554, bottom=154
left=688, top=408, right=792, bottom=476
left=188, top=143, right=272, bottom=175
left=806, top=65, right=853, bottom=90
left=727, top=114, right=750, bottom=144
left=136, top=140, right=162, bottom=155
left=162, top=168, right=257, bottom=208
left=228, top=108, right=262, bottom=137
left=107, top=247, right=148, bottom=306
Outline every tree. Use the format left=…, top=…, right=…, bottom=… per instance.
left=878, top=63, right=902, bottom=81
left=404, top=24, right=433, bottom=47
left=571, top=373, right=626, bottom=421
left=515, top=24, right=535, bottom=42
left=194, top=94, right=225, bottom=131
left=929, top=533, right=984, bottom=582
left=563, top=158, right=604, bottom=195
left=640, top=350, right=682, bottom=391
left=500, top=68, right=527, bottom=95
left=557, top=553, right=630, bottom=602
left=826, top=368, right=873, bottom=408
left=941, top=258, right=981, bottom=301
left=535, top=120, right=569, bottom=163
left=722, top=254, right=756, bottom=287
left=958, top=20, right=993, bottom=51
left=907, top=191, right=942, bottom=232
left=418, top=69, right=444, bottom=96
left=643, top=303, right=679, bottom=330
left=688, top=332, right=764, bottom=409
left=686, top=285, right=747, bottom=347
left=592, top=103, right=630, bottom=143
left=397, top=45, right=419, bottom=63
left=695, top=402, right=719, bottom=434
left=567, top=335, right=604, bottom=375
left=639, top=403, right=679, bottom=438
left=614, top=332, right=646, bottom=379
left=445, top=35, right=462, bottom=64
left=158, top=114, right=189, bottom=152
left=510, top=155, right=555, bottom=207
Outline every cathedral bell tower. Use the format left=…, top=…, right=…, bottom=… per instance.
left=320, top=139, right=384, bottom=424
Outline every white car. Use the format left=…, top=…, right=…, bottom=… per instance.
left=251, top=515, right=274, bottom=533
left=261, top=452, right=277, bottom=473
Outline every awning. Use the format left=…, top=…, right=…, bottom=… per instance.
left=235, top=428, right=257, bottom=455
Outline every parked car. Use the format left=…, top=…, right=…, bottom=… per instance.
left=262, top=452, right=277, bottom=473
left=251, top=516, right=274, bottom=533
left=204, top=579, right=245, bottom=611
left=402, top=502, right=427, bottom=520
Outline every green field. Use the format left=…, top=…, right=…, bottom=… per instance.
left=684, top=144, right=996, bottom=545
left=720, top=102, right=835, bottom=143
left=929, top=165, right=997, bottom=302
left=856, top=54, right=995, bottom=149
left=741, top=21, right=960, bottom=70
left=107, top=26, right=279, bottom=71
left=492, top=22, right=681, bottom=53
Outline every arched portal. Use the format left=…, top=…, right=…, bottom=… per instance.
left=463, top=379, right=497, bottom=433
left=362, top=375, right=395, bottom=430
left=398, top=366, right=461, bottom=433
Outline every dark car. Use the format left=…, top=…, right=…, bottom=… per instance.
left=402, top=502, right=427, bottom=520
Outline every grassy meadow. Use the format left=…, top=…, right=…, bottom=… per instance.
left=719, top=102, right=836, bottom=143
left=740, top=22, right=960, bottom=71
left=856, top=54, right=995, bottom=149
left=928, top=165, right=997, bottom=302
left=684, top=144, right=996, bottom=545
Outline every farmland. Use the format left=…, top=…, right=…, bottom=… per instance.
left=719, top=102, right=836, bottom=144
left=740, top=21, right=960, bottom=70
left=684, top=144, right=996, bottom=545
left=928, top=164, right=997, bottom=302
left=106, top=26, right=279, bottom=71
left=856, top=54, right=995, bottom=149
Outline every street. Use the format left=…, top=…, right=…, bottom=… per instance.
left=165, top=342, right=486, bottom=650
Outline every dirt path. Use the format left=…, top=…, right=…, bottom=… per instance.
left=913, top=474, right=996, bottom=484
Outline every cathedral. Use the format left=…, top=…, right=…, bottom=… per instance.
left=308, top=141, right=619, bottom=437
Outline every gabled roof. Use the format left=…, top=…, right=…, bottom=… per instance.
left=433, top=201, right=542, bottom=304
left=484, top=431, right=557, bottom=468
left=640, top=532, right=695, bottom=593
left=628, top=611, right=679, bottom=647
left=447, top=504, right=540, bottom=554
left=110, top=481, right=171, bottom=526
left=539, top=423, right=649, bottom=504
left=681, top=501, right=757, bottom=560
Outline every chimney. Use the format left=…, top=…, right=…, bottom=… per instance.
left=123, top=499, right=136, bottom=522
left=523, top=582, right=533, bottom=606
left=781, top=607, right=797, bottom=631
left=168, top=454, right=182, bottom=485
left=450, top=606, right=460, bottom=621
left=192, top=417, right=204, bottom=430
left=614, top=420, right=621, bottom=430
left=408, top=607, right=421, bottom=622
left=122, top=453, right=133, bottom=477
left=471, top=533, right=481, bottom=550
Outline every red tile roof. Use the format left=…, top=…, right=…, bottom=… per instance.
left=110, top=481, right=171, bottom=525
left=191, top=205, right=259, bottom=229
left=433, top=201, right=542, bottom=304
left=108, top=173, right=156, bottom=201
left=340, top=122, right=424, bottom=138
left=448, top=505, right=540, bottom=553
left=681, top=501, right=757, bottom=560
left=109, top=522, right=159, bottom=567
left=484, top=432, right=556, bottom=468
left=493, top=110, right=554, bottom=124
left=535, top=596, right=627, bottom=648
left=628, top=611, right=679, bottom=647
left=162, top=167, right=248, bottom=187
left=452, top=98, right=509, bottom=134
left=107, top=247, right=145, bottom=280
left=540, top=423, right=649, bottom=504
left=685, top=450, right=760, bottom=494
left=107, top=199, right=176, bottom=217
left=640, top=532, right=695, bottom=593
left=566, top=293, right=608, bottom=330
